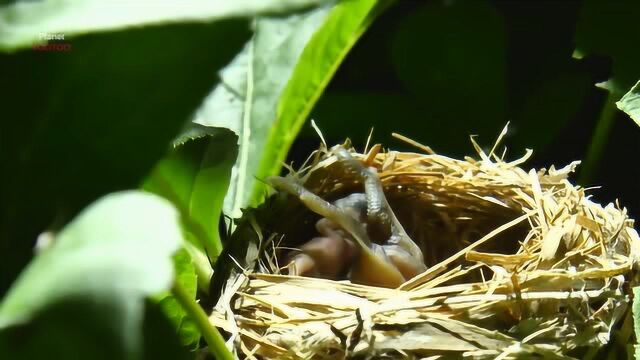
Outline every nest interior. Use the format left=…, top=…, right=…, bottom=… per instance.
left=210, top=135, right=640, bottom=360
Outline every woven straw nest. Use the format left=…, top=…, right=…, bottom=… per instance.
left=210, top=129, right=640, bottom=359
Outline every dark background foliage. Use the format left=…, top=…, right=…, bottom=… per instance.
left=292, top=0, right=639, bottom=222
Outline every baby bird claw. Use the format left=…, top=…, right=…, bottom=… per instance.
left=267, top=146, right=426, bottom=288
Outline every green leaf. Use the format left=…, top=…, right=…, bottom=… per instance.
left=616, top=80, right=640, bottom=127
left=574, top=0, right=640, bottom=97
left=0, top=0, right=330, bottom=51
left=144, top=126, right=238, bottom=272
left=259, top=0, right=393, bottom=204
left=156, top=249, right=200, bottom=350
left=0, top=20, right=247, bottom=293
left=197, top=0, right=392, bottom=218
left=0, top=191, right=184, bottom=359
left=195, top=5, right=333, bottom=218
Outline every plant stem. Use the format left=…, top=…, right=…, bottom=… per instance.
left=172, top=281, right=234, bottom=360
left=183, top=241, right=213, bottom=293
left=579, top=92, right=618, bottom=185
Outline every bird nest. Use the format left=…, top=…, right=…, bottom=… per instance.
left=209, top=131, right=640, bottom=359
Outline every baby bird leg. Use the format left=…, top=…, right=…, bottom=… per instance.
left=332, top=146, right=427, bottom=278
left=267, top=176, right=372, bottom=249
left=267, top=176, right=406, bottom=287
left=332, top=146, right=392, bottom=239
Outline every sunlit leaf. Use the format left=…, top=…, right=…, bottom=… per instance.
left=261, top=0, right=393, bottom=203
left=616, top=80, right=640, bottom=127
left=195, top=5, right=333, bottom=218
left=197, top=0, right=392, bottom=218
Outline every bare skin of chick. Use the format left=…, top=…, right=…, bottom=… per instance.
left=268, top=146, right=427, bottom=288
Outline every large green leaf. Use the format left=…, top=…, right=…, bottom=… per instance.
left=260, top=0, right=393, bottom=203
left=195, top=5, right=333, bottom=218
left=0, top=19, right=247, bottom=294
left=0, top=0, right=330, bottom=51
left=0, top=192, right=184, bottom=359
left=617, top=80, right=640, bottom=127
left=144, top=125, right=238, bottom=288
left=197, top=0, right=392, bottom=218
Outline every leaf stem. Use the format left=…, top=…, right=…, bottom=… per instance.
left=579, top=92, right=617, bottom=185
left=183, top=241, right=213, bottom=292
left=172, top=281, right=234, bottom=360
